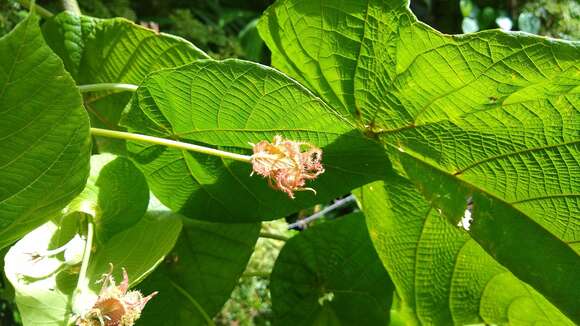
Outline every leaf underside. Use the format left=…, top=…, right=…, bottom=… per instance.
left=259, top=0, right=579, bottom=322
left=358, top=179, right=573, bottom=325
left=0, top=13, right=90, bottom=250
left=121, top=59, right=390, bottom=222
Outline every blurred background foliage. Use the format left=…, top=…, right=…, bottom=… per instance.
left=1, top=0, right=577, bottom=61
left=0, top=0, right=578, bottom=325
left=215, top=220, right=293, bottom=326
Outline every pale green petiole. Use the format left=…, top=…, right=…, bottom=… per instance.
left=18, top=0, right=54, bottom=18
left=90, top=128, right=253, bottom=163
left=78, top=83, right=139, bottom=93
left=76, top=214, right=94, bottom=293
left=70, top=214, right=96, bottom=320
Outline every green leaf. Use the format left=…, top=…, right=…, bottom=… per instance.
left=4, top=217, right=84, bottom=326
left=357, top=179, right=573, bottom=325
left=42, top=12, right=209, bottom=83
left=258, top=0, right=408, bottom=119
left=259, top=0, right=579, bottom=320
left=399, top=150, right=580, bottom=318
left=86, top=202, right=182, bottom=291
left=121, top=59, right=390, bottom=222
left=0, top=13, right=90, bottom=250
left=3, top=182, right=178, bottom=325
left=66, top=154, right=149, bottom=243
left=42, top=12, right=209, bottom=153
left=3, top=171, right=175, bottom=325
left=239, top=18, right=265, bottom=62
left=270, top=213, right=394, bottom=325
left=138, top=219, right=260, bottom=325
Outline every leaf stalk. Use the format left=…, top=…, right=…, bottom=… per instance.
left=78, top=83, right=138, bottom=93
left=76, top=214, right=94, bottom=292
left=90, top=128, right=252, bottom=163
left=18, top=0, right=54, bottom=18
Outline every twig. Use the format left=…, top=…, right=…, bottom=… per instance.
left=287, top=195, right=356, bottom=229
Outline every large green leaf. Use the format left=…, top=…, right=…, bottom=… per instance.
left=258, top=0, right=408, bottom=119
left=357, top=179, right=573, bottom=325
left=270, top=213, right=394, bottom=325
left=0, top=13, right=90, bottom=250
left=399, top=151, right=580, bottom=318
left=66, top=154, right=149, bottom=244
left=138, top=219, right=260, bottom=325
left=42, top=12, right=209, bottom=153
left=42, top=12, right=208, bottom=83
left=121, top=59, right=390, bottom=222
left=259, top=0, right=579, bottom=320
left=46, top=153, right=160, bottom=298
left=86, top=205, right=182, bottom=291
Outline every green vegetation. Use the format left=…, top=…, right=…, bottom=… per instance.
left=0, top=0, right=578, bottom=325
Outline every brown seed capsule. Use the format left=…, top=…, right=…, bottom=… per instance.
left=76, top=265, right=157, bottom=326
left=250, top=135, right=324, bottom=198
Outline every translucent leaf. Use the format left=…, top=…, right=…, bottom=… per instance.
left=270, top=213, right=394, bottom=325
left=358, top=179, right=573, bottom=325
left=259, top=0, right=579, bottom=321
left=66, top=154, right=149, bottom=244
left=0, top=13, right=90, bottom=250
left=4, top=219, right=84, bottom=326
left=86, top=206, right=182, bottom=291
left=121, top=59, right=390, bottom=222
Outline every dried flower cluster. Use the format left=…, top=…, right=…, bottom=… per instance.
left=250, top=135, right=324, bottom=198
left=77, top=266, right=157, bottom=326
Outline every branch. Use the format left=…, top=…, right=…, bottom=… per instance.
left=287, top=195, right=356, bottom=229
